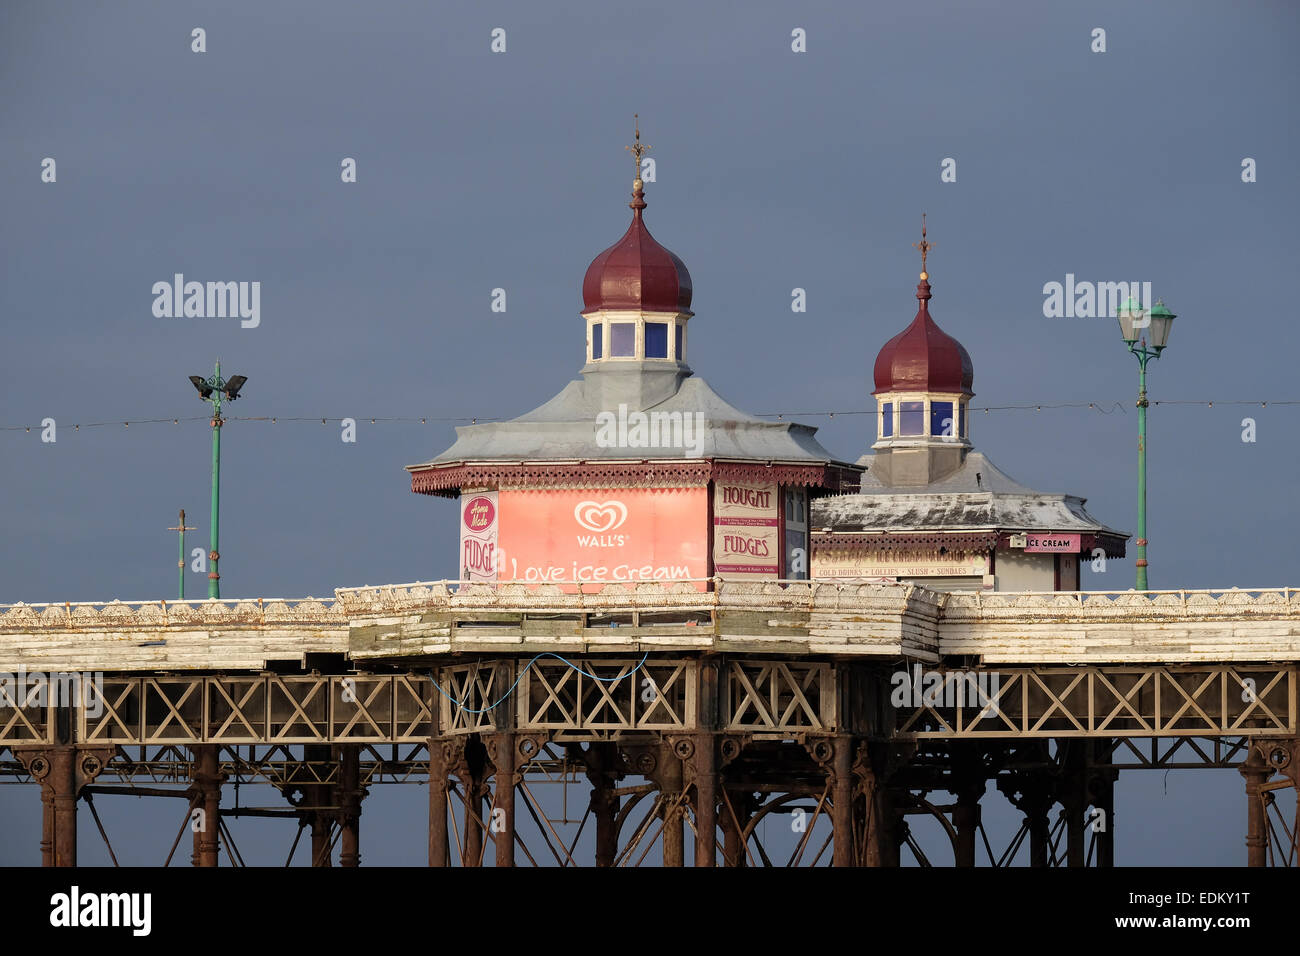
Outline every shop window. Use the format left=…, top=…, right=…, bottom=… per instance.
left=783, top=487, right=808, bottom=579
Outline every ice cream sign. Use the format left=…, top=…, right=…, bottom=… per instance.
left=1024, top=533, right=1081, bottom=553
left=495, top=488, right=708, bottom=590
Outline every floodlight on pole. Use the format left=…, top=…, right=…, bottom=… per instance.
left=188, top=360, right=247, bottom=599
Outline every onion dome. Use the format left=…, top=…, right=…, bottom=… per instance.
left=581, top=178, right=693, bottom=314
left=873, top=273, right=973, bottom=395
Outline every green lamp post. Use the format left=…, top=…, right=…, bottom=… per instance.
left=1116, top=298, right=1175, bottom=591
left=188, top=362, right=248, bottom=599
left=168, top=509, right=195, bottom=600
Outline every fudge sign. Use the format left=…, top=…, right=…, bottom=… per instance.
left=464, top=496, right=496, bottom=534
left=713, top=480, right=780, bottom=578
left=459, top=491, right=499, bottom=582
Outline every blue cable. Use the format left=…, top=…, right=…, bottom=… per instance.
left=427, top=651, right=651, bottom=715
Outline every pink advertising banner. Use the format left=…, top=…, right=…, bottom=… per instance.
left=496, top=488, right=708, bottom=591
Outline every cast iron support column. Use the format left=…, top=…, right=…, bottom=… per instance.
left=1061, top=740, right=1087, bottom=868
left=337, top=745, right=362, bottom=867
left=492, top=733, right=516, bottom=868
left=302, top=743, right=333, bottom=866
left=832, top=735, right=856, bottom=867
left=953, top=788, right=982, bottom=868
left=949, top=743, right=983, bottom=868
left=1026, top=781, right=1051, bottom=868
left=693, top=735, right=716, bottom=867
left=1241, top=748, right=1270, bottom=868
left=47, top=748, right=77, bottom=868
left=189, top=745, right=221, bottom=867
left=1088, top=741, right=1117, bottom=868
left=585, top=742, right=620, bottom=868
left=721, top=792, right=750, bottom=867
left=459, top=736, right=489, bottom=867
left=693, top=661, right=719, bottom=868
left=659, top=739, right=684, bottom=867
left=428, top=696, right=449, bottom=867
left=860, top=744, right=897, bottom=867
left=19, top=744, right=111, bottom=868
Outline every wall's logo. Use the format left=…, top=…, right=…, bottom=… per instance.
left=463, top=496, right=496, bottom=533
left=573, top=500, right=628, bottom=533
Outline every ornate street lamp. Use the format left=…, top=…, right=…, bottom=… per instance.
left=1117, top=298, right=1175, bottom=590
left=188, top=362, right=247, bottom=598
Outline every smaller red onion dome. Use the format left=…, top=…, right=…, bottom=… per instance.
left=582, top=182, right=693, bottom=314
left=873, top=276, right=974, bottom=395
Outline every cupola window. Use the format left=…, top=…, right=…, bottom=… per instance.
left=931, top=401, right=955, bottom=438
left=610, top=323, right=636, bottom=357
left=900, top=401, right=924, bottom=436
left=645, top=322, right=669, bottom=358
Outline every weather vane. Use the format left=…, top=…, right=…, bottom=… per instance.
left=625, top=113, right=650, bottom=181
left=913, top=213, right=935, bottom=277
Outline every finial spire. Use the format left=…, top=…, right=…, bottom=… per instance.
left=625, top=113, right=651, bottom=182
left=913, top=213, right=935, bottom=279
left=625, top=114, right=650, bottom=213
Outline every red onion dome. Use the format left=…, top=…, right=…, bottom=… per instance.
left=582, top=182, right=692, bottom=314
left=873, top=276, right=973, bottom=395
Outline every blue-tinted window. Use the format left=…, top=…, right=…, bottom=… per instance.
left=784, top=530, right=807, bottom=580
left=900, top=401, right=924, bottom=436
left=675, top=323, right=683, bottom=360
left=591, top=323, right=603, bottom=359
left=645, top=322, right=668, bottom=358
left=931, top=401, right=954, bottom=437
left=959, top=402, right=966, bottom=438
left=881, top=402, right=893, bottom=437
left=610, top=323, right=635, bottom=357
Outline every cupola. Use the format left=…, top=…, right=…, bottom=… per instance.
left=580, top=120, right=693, bottom=368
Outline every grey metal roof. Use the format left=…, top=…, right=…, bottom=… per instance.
left=409, top=363, right=846, bottom=468
left=814, top=451, right=1128, bottom=538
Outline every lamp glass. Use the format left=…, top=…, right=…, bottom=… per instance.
left=1117, top=298, right=1141, bottom=344
left=1148, top=312, right=1174, bottom=350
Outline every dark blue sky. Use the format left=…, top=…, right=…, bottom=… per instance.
left=0, top=0, right=1296, bottom=865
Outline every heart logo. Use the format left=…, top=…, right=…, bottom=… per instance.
left=573, top=500, right=628, bottom=533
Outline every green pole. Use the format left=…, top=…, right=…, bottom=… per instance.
left=179, top=509, right=186, bottom=600
left=209, top=360, right=222, bottom=599
left=169, top=509, right=194, bottom=601
left=1135, top=357, right=1149, bottom=590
